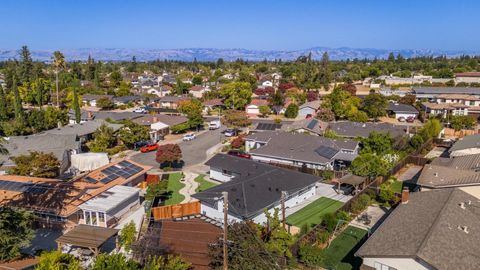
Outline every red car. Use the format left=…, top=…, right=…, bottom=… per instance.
left=227, top=150, right=251, bottom=159
left=140, top=143, right=159, bottom=153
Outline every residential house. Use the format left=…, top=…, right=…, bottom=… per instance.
left=193, top=154, right=319, bottom=224
left=413, top=87, right=480, bottom=100
left=387, top=103, right=419, bottom=119
left=455, top=72, right=480, bottom=84
left=285, top=118, right=329, bottom=136
left=261, top=80, right=273, bottom=87
left=356, top=187, right=480, bottom=270
left=132, top=114, right=188, bottom=141
left=422, top=102, right=469, bottom=118
left=81, top=95, right=114, bottom=107
left=245, top=131, right=359, bottom=170
left=202, top=99, right=225, bottom=113
left=0, top=133, right=81, bottom=175
left=422, top=93, right=480, bottom=117
left=245, top=99, right=269, bottom=115
left=328, top=121, right=406, bottom=139
left=298, top=100, right=321, bottom=117
left=189, top=85, right=209, bottom=98
left=0, top=160, right=151, bottom=228
left=417, top=154, right=480, bottom=189
left=448, top=134, right=480, bottom=157
left=67, top=110, right=142, bottom=124
left=112, top=95, right=144, bottom=106
left=150, top=96, right=190, bottom=111
left=46, top=119, right=124, bottom=143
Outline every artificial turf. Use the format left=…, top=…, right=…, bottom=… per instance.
left=322, top=226, right=368, bottom=270
left=286, top=197, right=343, bottom=228
left=194, top=174, right=218, bottom=192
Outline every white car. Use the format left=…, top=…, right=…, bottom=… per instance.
left=133, top=108, right=147, bottom=114
left=183, top=133, right=196, bottom=141
left=224, top=129, right=236, bottom=137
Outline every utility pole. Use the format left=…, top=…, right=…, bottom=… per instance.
left=222, top=191, right=228, bottom=270
left=281, top=191, right=286, bottom=229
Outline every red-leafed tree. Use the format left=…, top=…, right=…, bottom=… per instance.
left=341, top=83, right=357, bottom=96
left=155, top=144, right=182, bottom=166
left=278, top=82, right=295, bottom=92
left=306, top=91, right=319, bottom=102
left=230, top=136, right=245, bottom=149
left=254, top=86, right=274, bottom=96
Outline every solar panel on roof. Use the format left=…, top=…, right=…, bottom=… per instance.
left=256, top=123, right=282, bottom=131
left=27, top=184, right=50, bottom=194
left=306, top=119, right=318, bottom=130
left=84, top=176, right=98, bottom=183
left=314, top=145, right=339, bottom=159
left=0, top=180, right=31, bottom=192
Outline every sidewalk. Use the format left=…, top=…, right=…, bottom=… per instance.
left=179, top=171, right=199, bottom=203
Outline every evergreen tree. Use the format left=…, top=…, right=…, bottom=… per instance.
left=12, top=77, right=25, bottom=126
left=0, top=84, right=7, bottom=121
left=19, top=46, right=33, bottom=83
left=318, top=52, right=332, bottom=91
left=72, top=80, right=81, bottom=124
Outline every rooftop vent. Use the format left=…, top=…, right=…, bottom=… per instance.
left=458, top=225, right=469, bottom=234
left=460, top=202, right=466, bottom=209
left=434, top=172, right=438, bottom=177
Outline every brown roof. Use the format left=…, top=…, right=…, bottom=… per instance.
left=156, top=218, right=222, bottom=270
left=0, top=160, right=151, bottom=217
left=455, top=72, right=480, bottom=77
left=203, top=99, right=224, bottom=106
left=249, top=99, right=269, bottom=107
left=56, top=224, right=118, bottom=249
left=436, top=94, right=480, bottom=100
left=356, top=188, right=480, bottom=270
left=189, top=85, right=205, bottom=92
left=0, top=257, right=39, bottom=270
left=422, top=102, right=469, bottom=110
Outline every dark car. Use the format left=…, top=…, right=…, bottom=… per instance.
left=337, top=183, right=356, bottom=195
left=406, top=116, right=415, bottom=123
left=134, top=140, right=149, bottom=150
left=227, top=150, right=251, bottom=159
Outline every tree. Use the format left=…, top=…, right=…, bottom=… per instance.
left=321, top=87, right=362, bottom=120
left=0, top=207, right=34, bottom=262
left=155, top=144, right=182, bottom=166
left=118, top=122, right=150, bottom=148
left=306, top=91, right=318, bottom=102
left=350, top=153, right=389, bottom=177
left=144, top=181, right=168, bottom=202
left=317, top=52, right=332, bottom=91
left=52, top=51, right=66, bottom=107
left=399, top=94, right=416, bottom=105
left=178, top=99, right=203, bottom=128
left=143, top=255, right=191, bottom=270
left=264, top=209, right=294, bottom=259
left=91, top=253, right=139, bottom=270
left=117, top=81, right=133, bottom=96
left=221, top=110, right=251, bottom=128
left=72, top=80, right=81, bottom=124
left=110, top=70, right=123, bottom=88
left=192, top=75, right=203, bottom=85
left=89, top=124, right=115, bottom=152
left=19, top=46, right=33, bottom=83
left=96, top=97, right=115, bottom=110
left=284, top=103, right=299, bottom=118
left=450, top=115, right=476, bottom=131
left=362, top=93, right=387, bottom=119
left=10, top=151, right=60, bottom=178
left=418, top=118, right=442, bottom=141
left=259, top=105, right=271, bottom=117
left=361, top=131, right=394, bottom=155
left=220, top=82, right=252, bottom=109
left=269, top=91, right=284, bottom=107
left=12, top=77, right=26, bottom=127
left=341, top=83, right=357, bottom=96
left=120, top=221, right=137, bottom=252
left=230, top=136, right=245, bottom=149
left=35, top=251, right=82, bottom=270
left=315, top=107, right=335, bottom=122
left=0, top=84, right=8, bottom=121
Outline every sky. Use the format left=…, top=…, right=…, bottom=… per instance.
left=0, top=0, right=479, bottom=51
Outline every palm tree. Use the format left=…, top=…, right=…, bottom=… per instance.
left=52, top=51, right=65, bottom=107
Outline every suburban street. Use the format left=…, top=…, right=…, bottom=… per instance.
left=130, top=127, right=226, bottom=168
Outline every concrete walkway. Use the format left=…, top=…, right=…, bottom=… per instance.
left=179, top=171, right=199, bottom=203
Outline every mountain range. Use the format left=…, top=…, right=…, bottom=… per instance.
left=0, top=47, right=478, bottom=62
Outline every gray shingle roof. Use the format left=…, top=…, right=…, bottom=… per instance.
left=449, top=134, right=480, bottom=153
left=246, top=131, right=358, bottom=165
left=193, top=154, right=319, bottom=219
left=46, top=119, right=123, bottom=137
left=328, top=121, right=406, bottom=138
left=418, top=154, right=480, bottom=188
left=387, top=103, right=419, bottom=114
left=414, top=87, right=480, bottom=95
left=356, top=188, right=480, bottom=270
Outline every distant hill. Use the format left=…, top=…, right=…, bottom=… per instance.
left=0, top=47, right=478, bottom=62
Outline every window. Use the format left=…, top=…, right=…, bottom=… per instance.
left=98, top=212, right=105, bottom=223
left=374, top=262, right=397, bottom=270
left=91, top=212, right=97, bottom=225
left=78, top=211, right=84, bottom=221
left=85, top=211, right=91, bottom=225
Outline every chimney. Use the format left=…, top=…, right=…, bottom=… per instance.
left=401, top=187, right=409, bottom=204
left=87, top=111, right=93, bottom=119
left=152, top=115, right=158, bottom=123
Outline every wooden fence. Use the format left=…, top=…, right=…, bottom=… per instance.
left=151, top=201, right=201, bottom=220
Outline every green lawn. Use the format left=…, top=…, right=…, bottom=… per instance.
left=286, top=197, right=343, bottom=228
left=194, top=174, right=218, bottom=192
left=391, top=180, right=403, bottom=194
left=321, top=226, right=368, bottom=270
left=164, top=173, right=185, bottom=205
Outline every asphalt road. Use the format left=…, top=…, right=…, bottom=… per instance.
left=130, top=127, right=225, bottom=168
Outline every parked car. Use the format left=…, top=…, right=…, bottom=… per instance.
left=134, top=140, right=149, bottom=150
left=227, top=150, right=251, bottom=159
left=133, top=107, right=147, bottom=113
left=406, top=116, right=415, bottom=123
left=305, top=114, right=312, bottom=119
left=183, top=133, right=196, bottom=141
left=224, top=128, right=237, bottom=137
left=336, top=183, right=356, bottom=195
left=140, top=143, right=159, bottom=153
left=397, top=116, right=406, bottom=122
left=209, top=120, right=221, bottom=130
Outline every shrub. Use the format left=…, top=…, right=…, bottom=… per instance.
left=321, top=212, right=338, bottom=232
left=336, top=210, right=351, bottom=222
left=298, top=244, right=325, bottom=267
left=379, top=182, right=396, bottom=204
left=351, top=194, right=371, bottom=213
left=230, top=136, right=245, bottom=149
left=284, top=103, right=299, bottom=118
left=320, top=170, right=334, bottom=181
left=316, top=231, right=330, bottom=244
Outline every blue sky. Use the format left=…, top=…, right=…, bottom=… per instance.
left=0, top=0, right=478, bottom=51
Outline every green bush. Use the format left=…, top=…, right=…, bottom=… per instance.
left=284, top=103, right=299, bottom=118
left=298, top=244, right=325, bottom=267
left=320, top=170, right=334, bottom=181
left=321, top=212, right=338, bottom=232
left=316, top=231, right=330, bottom=244
left=336, top=210, right=351, bottom=222
left=351, top=194, right=371, bottom=213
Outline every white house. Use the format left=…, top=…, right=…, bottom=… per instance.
left=387, top=103, right=419, bottom=119
left=298, top=100, right=320, bottom=117
left=448, top=134, right=480, bottom=157
left=193, top=154, right=319, bottom=225
left=261, top=80, right=273, bottom=87
left=245, top=99, right=269, bottom=115
left=455, top=72, right=480, bottom=84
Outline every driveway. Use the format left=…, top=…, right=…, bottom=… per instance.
left=130, top=127, right=225, bottom=168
